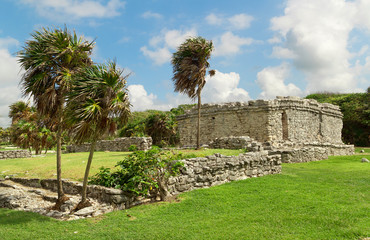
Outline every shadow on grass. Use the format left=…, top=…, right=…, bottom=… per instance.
left=0, top=208, right=52, bottom=225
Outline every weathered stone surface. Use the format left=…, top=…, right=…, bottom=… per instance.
left=66, top=137, right=152, bottom=153
left=0, top=179, right=115, bottom=220
left=177, top=97, right=344, bottom=146
left=0, top=150, right=31, bottom=159
left=74, top=206, right=96, bottom=216
left=167, top=151, right=282, bottom=195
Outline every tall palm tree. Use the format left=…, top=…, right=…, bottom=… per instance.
left=18, top=27, right=94, bottom=208
left=66, top=61, right=130, bottom=209
left=171, top=37, right=214, bottom=149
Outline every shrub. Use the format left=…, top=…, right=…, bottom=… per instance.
left=90, top=147, right=185, bottom=200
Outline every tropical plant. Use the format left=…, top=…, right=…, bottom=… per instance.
left=0, top=127, right=10, bottom=144
left=118, top=104, right=195, bottom=146
left=66, top=61, right=130, bottom=209
left=89, top=147, right=184, bottom=200
left=171, top=36, right=214, bottom=149
left=8, top=101, right=57, bottom=154
left=18, top=26, right=94, bottom=208
left=8, top=101, right=34, bottom=124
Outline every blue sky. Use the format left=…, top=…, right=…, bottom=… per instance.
left=0, top=0, right=369, bottom=127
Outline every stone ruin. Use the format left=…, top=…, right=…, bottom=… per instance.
left=66, top=137, right=152, bottom=153
left=177, top=96, right=354, bottom=162
left=0, top=150, right=31, bottom=159
left=0, top=97, right=356, bottom=220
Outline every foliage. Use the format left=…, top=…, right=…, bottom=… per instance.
left=66, top=61, right=130, bottom=143
left=171, top=36, right=214, bottom=149
left=8, top=101, right=56, bottom=154
left=65, top=60, right=131, bottom=207
left=18, top=26, right=94, bottom=122
left=0, top=127, right=10, bottom=144
left=89, top=147, right=184, bottom=199
left=119, top=104, right=195, bottom=146
left=18, top=26, right=95, bottom=203
left=171, top=36, right=214, bottom=100
left=306, top=92, right=370, bottom=146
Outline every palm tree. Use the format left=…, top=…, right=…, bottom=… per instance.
left=18, top=27, right=94, bottom=208
left=171, top=37, right=214, bottom=149
left=8, top=101, right=33, bottom=124
left=66, top=61, right=130, bottom=209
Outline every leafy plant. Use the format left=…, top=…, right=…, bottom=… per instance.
left=118, top=104, right=195, bottom=147
left=90, top=147, right=184, bottom=200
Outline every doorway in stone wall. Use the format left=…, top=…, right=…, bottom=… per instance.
left=282, top=111, right=288, bottom=140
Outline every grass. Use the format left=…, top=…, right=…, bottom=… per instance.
left=355, top=147, right=370, bottom=154
left=0, top=149, right=243, bottom=181
left=0, top=153, right=369, bottom=239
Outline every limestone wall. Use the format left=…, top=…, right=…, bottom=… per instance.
left=208, top=136, right=354, bottom=163
left=177, top=97, right=344, bottom=147
left=66, top=137, right=152, bottom=153
left=270, top=147, right=329, bottom=163
left=167, top=151, right=282, bottom=195
left=8, top=177, right=142, bottom=210
left=0, top=150, right=31, bottom=159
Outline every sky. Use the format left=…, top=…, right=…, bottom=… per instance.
left=0, top=0, right=369, bottom=127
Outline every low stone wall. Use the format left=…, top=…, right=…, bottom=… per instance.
left=209, top=136, right=265, bottom=151
left=0, top=150, right=31, bottom=159
left=311, top=143, right=354, bottom=156
left=270, top=147, right=328, bottom=163
left=207, top=136, right=354, bottom=163
left=167, top=151, right=282, bottom=195
left=9, top=177, right=140, bottom=210
left=66, top=137, right=152, bottom=153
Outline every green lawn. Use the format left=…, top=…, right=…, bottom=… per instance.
left=0, top=153, right=369, bottom=239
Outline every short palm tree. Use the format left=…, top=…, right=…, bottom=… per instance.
left=18, top=27, right=94, bottom=208
left=8, top=101, right=32, bottom=124
left=66, top=61, right=130, bottom=209
left=171, top=37, right=214, bottom=149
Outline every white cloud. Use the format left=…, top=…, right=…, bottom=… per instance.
left=202, top=70, right=250, bottom=103
left=271, top=46, right=297, bottom=59
left=213, top=32, right=254, bottom=57
left=269, top=0, right=370, bottom=93
left=20, top=0, right=126, bottom=20
left=128, top=85, right=170, bottom=111
left=127, top=70, right=250, bottom=112
left=140, top=46, right=171, bottom=66
left=0, top=37, right=20, bottom=48
left=205, top=13, right=223, bottom=26
left=256, top=63, right=302, bottom=99
left=228, top=14, right=254, bottom=30
left=141, top=11, right=162, bottom=19
left=141, top=28, right=197, bottom=65
left=0, top=38, right=23, bottom=127
left=205, top=13, right=254, bottom=30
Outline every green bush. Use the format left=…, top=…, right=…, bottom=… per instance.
left=89, top=147, right=185, bottom=199
left=118, top=104, right=195, bottom=147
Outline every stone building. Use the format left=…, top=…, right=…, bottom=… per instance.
left=177, top=97, right=354, bottom=162
left=177, top=96, right=343, bottom=145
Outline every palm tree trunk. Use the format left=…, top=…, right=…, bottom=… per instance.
left=80, top=139, right=97, bottom=204
left=196, top=92, right=201, bottom=150
left=56, top=128, right=65, bottom=200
